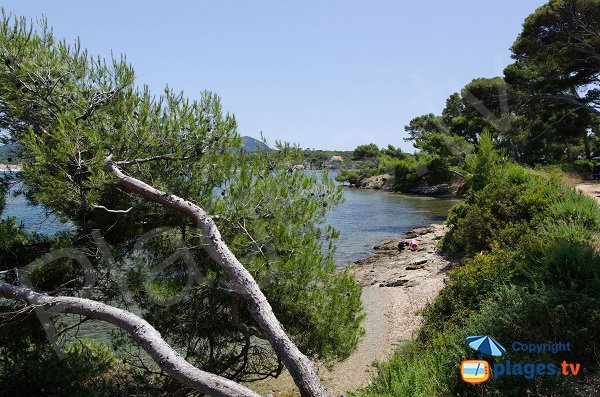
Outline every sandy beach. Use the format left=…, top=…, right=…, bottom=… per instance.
left=252, top=224, right=457, bottom=396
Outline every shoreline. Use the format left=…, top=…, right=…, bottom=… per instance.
left=252, top=223, right=458, bottom=396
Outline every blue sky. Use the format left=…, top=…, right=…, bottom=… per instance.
left=3, top=1, right=547, bottom=151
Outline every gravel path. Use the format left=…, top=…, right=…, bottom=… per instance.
left=251, top=224, right=455, bottom=396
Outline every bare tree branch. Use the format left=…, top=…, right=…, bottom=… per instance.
left=0, top=281, right=262, bottom=397
left=114, top=152, right=200, bottom=166
left=93, top=204, right=133, bottom=214
left=104, top=158, right=329, bottom=397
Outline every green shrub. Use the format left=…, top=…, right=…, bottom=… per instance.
left=572, top=158, right=595, bottom=175
left=544, top=189, right=600, bottom=231
left=392, top=157, right=420, bottom=192
left=465, top=130, right=501, bottom=191
left=441, top=164, right=559, bottom=256
left=335, top=169, right=361, bottom=185
left=418, top=248, right=516, bottom=341
left=351, top=341, right=462, bottom=397
left=391, top=155, right=453, bottom=192
left=424, top=156, right=451, bottom=185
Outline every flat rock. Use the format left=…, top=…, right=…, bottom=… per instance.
left=373, top=240, right=399, bottom=250
left=405, top=227, right=432, bottom=238
left=405, top=259, right=428, bottom=270
left=379, top=279, right=409, bottom=287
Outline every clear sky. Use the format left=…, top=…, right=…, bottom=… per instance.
left=2, top=1, right=547, bottom=151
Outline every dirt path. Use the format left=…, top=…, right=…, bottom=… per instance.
left=577, top=180, right=600, bottom=204
left=251, top=224, right=454, bottom=396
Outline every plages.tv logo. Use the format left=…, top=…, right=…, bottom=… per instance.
left=460, top=335, right=505, bottom=384
left=461, top=335, right=582, bottom=384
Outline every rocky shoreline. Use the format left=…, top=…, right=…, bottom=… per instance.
left=350, top=223, right=453, bottom=288
left=343, top=175, right=459, bottom=198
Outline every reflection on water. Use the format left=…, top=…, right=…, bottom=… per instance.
left=326, top=188, right=457, bottom=266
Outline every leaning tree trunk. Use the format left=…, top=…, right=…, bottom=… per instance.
left=0, top=282, right=262, bottom=397
left=104, top=159, right=328, bottom=397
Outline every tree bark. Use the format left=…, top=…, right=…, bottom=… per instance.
left=0, top=282, right=262, bottom=397
left=104, top=159, right=328, bottom=397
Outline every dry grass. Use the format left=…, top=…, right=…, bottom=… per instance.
left=527, top=166, right=585, bottom=188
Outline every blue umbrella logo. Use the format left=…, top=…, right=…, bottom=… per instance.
left=466, top=335, right=506, bottom=357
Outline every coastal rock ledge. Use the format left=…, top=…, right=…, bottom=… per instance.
left=351, top=223, right=451, bottom=288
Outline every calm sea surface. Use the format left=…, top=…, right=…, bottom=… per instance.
left=1, top=174, right=458, bottom=266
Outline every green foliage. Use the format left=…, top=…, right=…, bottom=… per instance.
left=301, top=149, right=352, bottom=169
left=352, top=143, right=380, bottom=160
left=335, top=169, right=361, bottom=185
left=504, top=0, right=600, bottom=162
left=389, top=154, right=456, bottom=193
left=506, top=0, right=600, bottom=102
left=352, top=341, right=459, bottom=397
left=380, top=144, right=406, bottom=160
left=464, top=130, right=501, bottom=191
left=442, top=164, right=560, bottom=256
left=572, top=158, right=595, bottom=174
left=0, top=335, right=134, bottom=397
left=391, top=156, right=420, bottom=192
left=0, top=11, right=364, bottom=391
left=334, top=143, right=404, bottom=187
left=418, top=249, right=516, bottom=341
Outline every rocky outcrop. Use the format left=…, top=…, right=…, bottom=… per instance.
left=351, top=224, right=454, bottom=288
left=355, top=173, right=391, bottom=189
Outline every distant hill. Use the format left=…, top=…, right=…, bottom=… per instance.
left=0, top=144, right=19, bottom=163
left=241, top=136, right=270, bottom=152
left=1, top=139, right=269, bottom=162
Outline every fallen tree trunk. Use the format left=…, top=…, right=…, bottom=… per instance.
left=104, top=159, right=328, bottom=397
left=0, top=282, right=262, bottom=397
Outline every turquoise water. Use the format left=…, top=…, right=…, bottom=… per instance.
left=1, top=176, right=457, bottom=266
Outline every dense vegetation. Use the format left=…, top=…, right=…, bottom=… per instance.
left=301, top=148, right=353, bottom=169
left=355, top=138, right=600, bottom=397
left=0, top=12, right=362, bottom=396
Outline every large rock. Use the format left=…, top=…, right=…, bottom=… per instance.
left=360, top=174, right=391, bottom=190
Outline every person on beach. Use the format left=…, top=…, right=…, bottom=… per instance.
left=409, top=239, right=419, bottom=251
